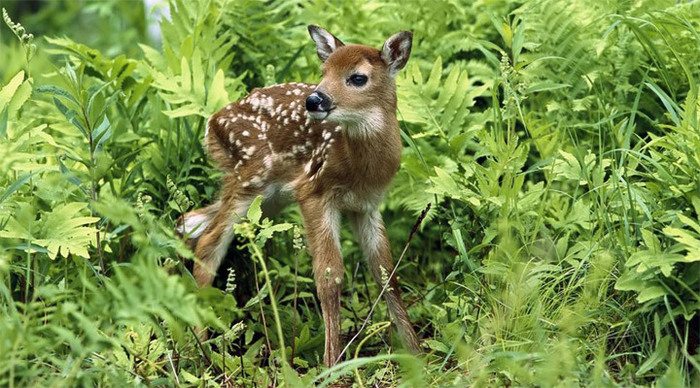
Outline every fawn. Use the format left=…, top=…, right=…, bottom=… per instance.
left=178, top=25, right=420, bottom=366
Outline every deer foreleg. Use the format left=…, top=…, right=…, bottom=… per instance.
left=350, top=209, right=420, bottom=353
left=300, top=196, right=344, bottom=366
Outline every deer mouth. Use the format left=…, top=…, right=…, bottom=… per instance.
left=308, top=106, right=336, bottom=121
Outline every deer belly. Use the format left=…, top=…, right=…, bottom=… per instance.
left=261, top=183, right=294, bottom=217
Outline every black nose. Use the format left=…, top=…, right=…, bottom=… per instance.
left=306, top=91, right=332, bottom=112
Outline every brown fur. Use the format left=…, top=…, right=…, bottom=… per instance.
left=179, top=26, right=419, bottom=366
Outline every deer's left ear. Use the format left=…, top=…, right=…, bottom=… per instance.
left=381, top=31, right=413, bottom=77
left=308, top=25, right=345, bottom=62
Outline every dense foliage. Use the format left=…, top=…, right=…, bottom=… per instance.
left=1, top=0, right=699, bottom=386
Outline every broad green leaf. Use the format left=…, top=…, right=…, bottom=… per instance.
left=247, top=195, right=263, bottom=224
left=257, top=222, right=293, bottom=241
left=206, top=68, right=229, bottom=113
left=664, top=227, right=700, bottom=252
left=180, top=56, right=192, bottom=94
left=615, top=270, right=645, bottom=292
left=428, top=167, right=462, bottom=198
left=0, top=71, right=32, bottom=116
left=637, top=285, right=667, bottom=303
left=0, top=202, right=99, bottom=259
left=163, top=104, right=202, bottom=118
left=0, top=71, right=25, bottom=107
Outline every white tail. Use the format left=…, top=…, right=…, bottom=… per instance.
left=180, top=25, right=419, bottom=366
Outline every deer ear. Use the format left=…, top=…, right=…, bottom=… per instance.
left=308, top=25, right=344, bottom=62
left=381, top=31, right=413, bottom=77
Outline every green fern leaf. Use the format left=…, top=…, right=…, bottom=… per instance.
left=0, top=202, right=98, bottom=259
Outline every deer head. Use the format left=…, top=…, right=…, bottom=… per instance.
left=306, top=26, right=413, bottom=137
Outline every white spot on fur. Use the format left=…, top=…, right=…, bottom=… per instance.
left=263, top=155, right=273, bottom=169
left=250, top=175, right=263, bottom=187
left=177, top=212, right=210, bottom=238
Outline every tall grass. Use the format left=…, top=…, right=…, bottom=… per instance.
left=0, top=0, right=698, bottom=386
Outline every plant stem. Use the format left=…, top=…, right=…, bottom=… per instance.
left=81, top=103, right=105, bottom=274
left=248, top=240, right=287, bottom=364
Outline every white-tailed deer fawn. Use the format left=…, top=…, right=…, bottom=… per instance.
left=178, top=25, right=419, bottom=366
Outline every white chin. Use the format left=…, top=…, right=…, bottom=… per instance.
left=307, top=111, right=330, bottom=121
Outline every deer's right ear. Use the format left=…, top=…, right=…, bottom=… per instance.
left=308, top=25, right=344, bottom=62
left=381, top=31, right=413, bottom=77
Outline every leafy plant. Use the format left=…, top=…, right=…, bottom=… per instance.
left=1, top=0, right=699, bottom=386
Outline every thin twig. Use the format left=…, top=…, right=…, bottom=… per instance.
left=335, top=204, right=431, bottom=364
left=167, top=350, right=180, bottom=386
left=188, top=326, right=212, bottom=366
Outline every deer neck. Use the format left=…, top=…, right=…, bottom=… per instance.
left=338, top=106, right=402, bottom=188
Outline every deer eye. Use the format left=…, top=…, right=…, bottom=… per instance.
left=347, top=74, right=368, bottom=87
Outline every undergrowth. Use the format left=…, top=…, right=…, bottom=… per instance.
left=0, top=0, right=698, bottom=386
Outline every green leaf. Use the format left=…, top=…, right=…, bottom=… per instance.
left=636, top=335, right=670, bottom=376
left=428, top=167, right=463, bottom=199
left=614, top=270, right=645, bottom=292
left=180, top=57, right=192, bottom=93
left=247, top=195, right=263, bottom=224
left=162, top=104, right=202, bottom=118
left=0, top=107, right=7, bottom=138
left=0, top=71, right=25, bottom=107
left=206, top=68, right=229, bottom=114
left=92, top=116, right=111, bottom=149
left=645, top=81, right=680, bottom=125
left=257, top=222, right=293, bottom=241
left=664, top=227, right=700, bottom=253
left=281, top=363, right=306, bottom=388
left=526, top=81, right=571, bottom=93
left=0, top=172, right=36, bottom=204
left=35, top=84, right=80, bottom=106
left=636, top=285, right=667, bottom=303
left=425, top=339, right=450, bottom=353
left=0, top=70, right=32, bottom=117
left=0, top=202, right=99, bottom=259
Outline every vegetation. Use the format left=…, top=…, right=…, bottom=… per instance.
left=1, top=0, right=699, bottom=386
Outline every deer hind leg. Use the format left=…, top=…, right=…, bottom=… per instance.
left=192, top=190, right=253, bottom=288
left=350, top=210, right=421, bottom=353
left=299, top=196, right=344, bottom=366
left=177, top=200, right=222, bottom=249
